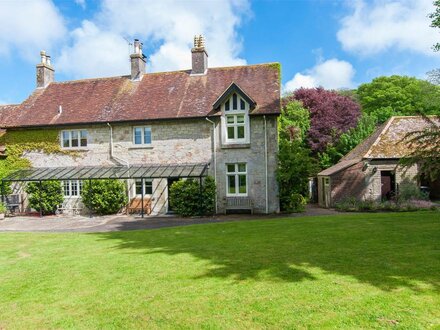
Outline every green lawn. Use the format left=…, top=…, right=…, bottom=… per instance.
left=0, top=212, right=439, bottom=329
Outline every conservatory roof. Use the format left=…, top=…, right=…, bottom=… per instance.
left=1, top=163, right=209, bottom=183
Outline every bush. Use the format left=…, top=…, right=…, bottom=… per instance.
left=397, top=179, right=429, bottom=202
left=0, top=202, right=6, bottom=214
left=81, top=179, right=128, bottom=215
left=25, top=181, right=64, bottom=215
left=169, top=176, right=216, bottom=217
left=335, top=196, right=435, bottom=213
left=284, top=193, right=306, bottom=213
left=334, top=197, right=359, bottom=212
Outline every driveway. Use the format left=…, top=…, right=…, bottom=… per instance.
left=0, top=205, right=340, bottom=233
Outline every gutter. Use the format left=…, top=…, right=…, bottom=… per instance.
left=205, top=117, right=218, bottom=214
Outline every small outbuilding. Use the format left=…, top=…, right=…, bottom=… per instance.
left=317, top=116, right=440, bottom=208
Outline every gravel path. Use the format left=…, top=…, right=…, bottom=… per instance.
left=0, top=205, right=340, bottom=233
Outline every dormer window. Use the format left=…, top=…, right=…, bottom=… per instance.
left=222, top=93, right=249, bottom=144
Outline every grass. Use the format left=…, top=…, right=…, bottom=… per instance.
left=0, top=211, right=439, bottom=329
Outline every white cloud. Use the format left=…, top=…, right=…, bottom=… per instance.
left=57, top=0, right=249, bottom=78
left=75, top=0, right=86, bottom=9
left=57, top=21, right=128, bottom=79
left=337, top=0, right=439, bottom=56
left=284, top=58, right=356, bottom=92
left=0, top=0, right=66, bottom=60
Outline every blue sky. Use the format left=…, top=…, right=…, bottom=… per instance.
left=1, top=0, right=439, bottom=105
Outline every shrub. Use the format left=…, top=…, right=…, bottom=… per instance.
left=397, top=179, right=429, bottom=202
left=81, top=179, right=128, bottom=215
left=0, top=202, right=6, bottom=214
left=25, top=181, right=64, bottom=215
left=334, top=197, right=359, bottom=212
left=169, top=176, right=216, bottom=217
left=284, top=193, right=306, bottom=213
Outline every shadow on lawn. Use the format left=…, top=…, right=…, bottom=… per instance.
left=94, top=212, right=440, bottom=291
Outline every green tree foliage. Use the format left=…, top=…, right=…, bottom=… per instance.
left=319, top=114, right=378, bottom=168
left=278, top=100, right=310, bottom=142
left=429, top=0, right=440, bottom=51
left=169, top=176, right=216, bottom=217
left=25, top=181, right=64, bottom=215
left=357, top=76, right=440, bottom=123
left=401, top=116, right=440, bottom=182
left=81, top=180, right=128, bottom=215
left=277, top=139, right=318, bottom=211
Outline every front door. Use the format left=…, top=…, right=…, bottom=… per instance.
left=167, top=177, right=180, bottom=213
left=381, top=171, right=396, bottom=200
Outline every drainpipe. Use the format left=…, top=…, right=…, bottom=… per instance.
left=205, top=117, right=217, bottom=214
left=264, top=115, right=269, bottom=214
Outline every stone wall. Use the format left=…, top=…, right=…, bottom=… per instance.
left=20, top=116, right=280, bottom=214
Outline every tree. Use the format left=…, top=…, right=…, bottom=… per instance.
left=289, top=88, right=361, bottom=154
left=278, top=100, right=310, bottom=142
left=429, top=0, right=440, bottom=51
left=357, top=76, right=440, bottom=123
left=277, top=139, right=319, bottom=211
left=401, top=116, right=440, bottom=182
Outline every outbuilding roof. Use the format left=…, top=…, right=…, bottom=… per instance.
left=0, top=63, right=280, bottom=129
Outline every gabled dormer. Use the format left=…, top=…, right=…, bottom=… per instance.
left=213, top=83, right=256, bottom=146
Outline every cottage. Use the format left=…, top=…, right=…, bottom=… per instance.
left=318, top=116, right=440, bottom=207
left=0, top=36, right=280, bottom=215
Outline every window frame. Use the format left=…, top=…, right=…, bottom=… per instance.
left=133, top=126, right=152, bottom=146
left=226, top=163, right=248, bottom=197
left=60, top=129, right=88, bottom=149
left=63, top=180, right=83, bottom=198
left=221, top=93, right=250, bottom=144
left=135, top=179, right=153, bottom=196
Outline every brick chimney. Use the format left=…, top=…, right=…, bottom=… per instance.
left=36, top=50, right=54, bottom=88
left=191, top=35, right=208, bottom=75
left=130, top=39, right=146, bottom=80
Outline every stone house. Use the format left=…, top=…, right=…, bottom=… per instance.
left=317, top=116, right=440, bottom=207
left=0, top=37, right=280, bottom=215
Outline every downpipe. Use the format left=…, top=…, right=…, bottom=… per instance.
left=205, top=117, right=218, bottom=214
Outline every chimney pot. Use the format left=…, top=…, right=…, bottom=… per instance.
left=191, top=34, right=208, bottom=75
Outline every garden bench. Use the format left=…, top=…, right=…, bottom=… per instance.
left=127, top=197, right=152, bottom=215
left=224, top=197, right=254, bottom=214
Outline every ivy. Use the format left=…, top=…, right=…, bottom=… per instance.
left=0, top=129, right=75, bottom=180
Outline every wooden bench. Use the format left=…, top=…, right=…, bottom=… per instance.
left=127, top=197, right=152, bottom=215
left=224, top=197, right=254, bottom=214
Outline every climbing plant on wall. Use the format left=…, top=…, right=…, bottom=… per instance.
left=0, top=129, right=75, bottom=181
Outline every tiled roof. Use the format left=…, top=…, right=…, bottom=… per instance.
left=0, top=63, right=280, bottom=128
left=318, top=159, right=360, bottom=176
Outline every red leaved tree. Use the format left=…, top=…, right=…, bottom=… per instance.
left=288, top=88, right=361, bottom=153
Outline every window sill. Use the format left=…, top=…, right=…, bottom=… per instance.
left=61, top=148, right=89, bottom=152
left=128, top=145, right=154, bottom=150
left=221, top=143, right=250, bottom=149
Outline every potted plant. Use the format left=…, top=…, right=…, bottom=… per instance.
left=0, top=202, right=6, bottom=220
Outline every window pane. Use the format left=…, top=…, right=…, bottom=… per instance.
left=236, top=115, right=245, bottom=123
left=228, top=175, right=236, bottom=194
left=238, top=175, right=247, bottom=194
left=225, top=99, right=230, bottom=111
left=134, top=128, right=142, bottom=144
left=226, top=116, right=235, bottom=124
left=237, top=126, right=245, bottom=139
left=71, top=181, right=78, bottom=196
left=63, top=181, right=69, bottom=196
left=227, top=164, right=235, bottom=173
left=227, top=127, right=235, bottom=139
left=80, top=130, right=87, bottom=147
left=232, top=93, right=237, bottom=109
left=240, top=99, right=245, bottom=110
left=71, top=131, right=79, bottom=147
left=144, top=128, right=152, bottom=144
left=135, top=180, right=142, bottom=195
left=62, top=131, right=70, bottom=148
left=79, top=181, right=83, bottom=194
left=238, top=163, right=246, bottom=172
left=145, top=181, right=153, bottom=195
